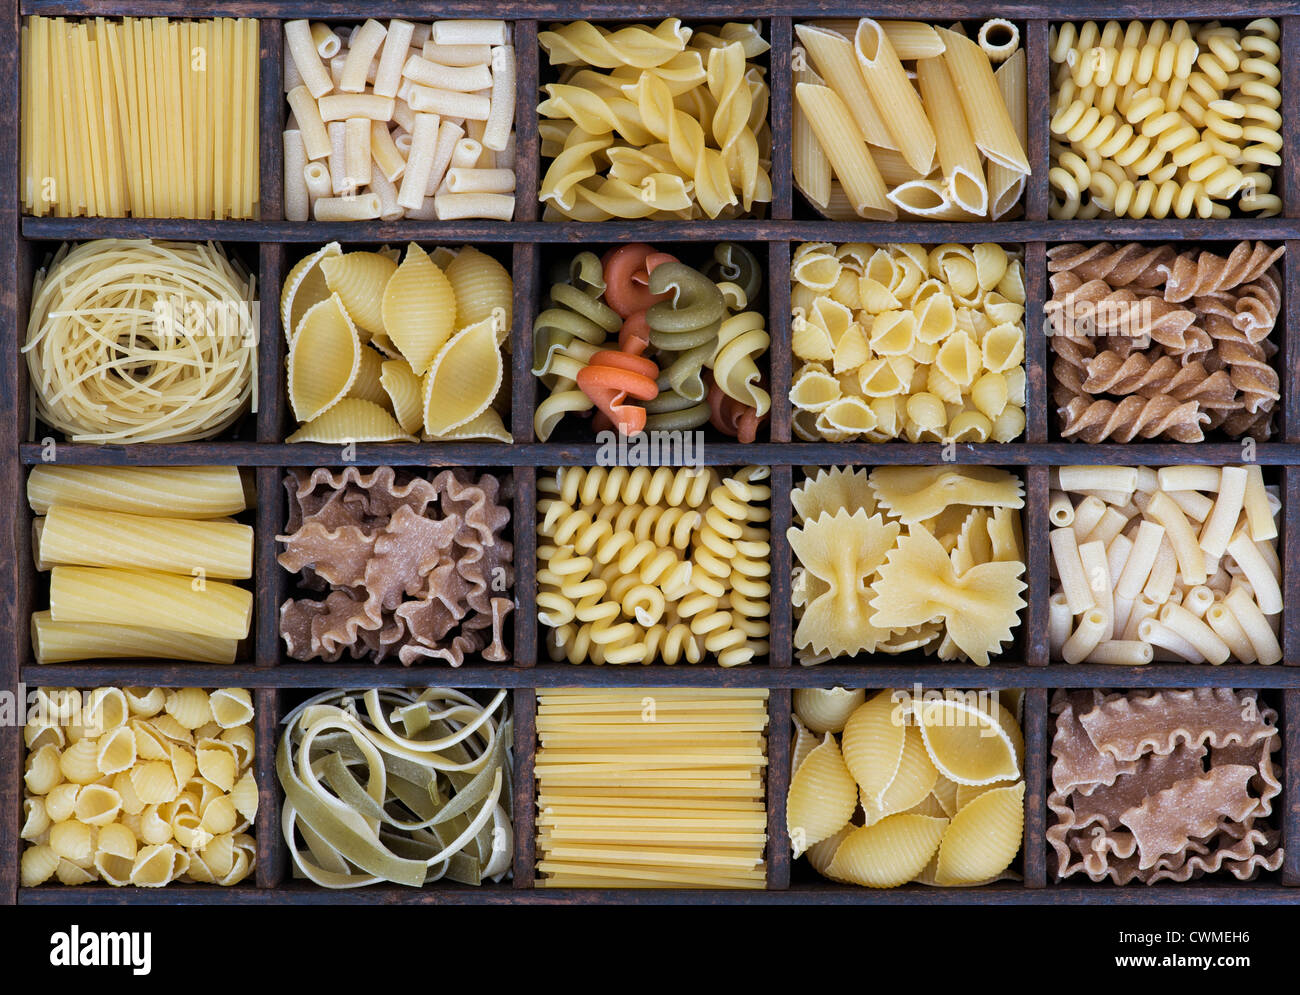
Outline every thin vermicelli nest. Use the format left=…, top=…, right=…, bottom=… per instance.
left=24, top=239, right=258, bottom=443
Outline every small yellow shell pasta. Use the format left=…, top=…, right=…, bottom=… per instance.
left=785, top=733, right=857, bottom=854
left=165, top=688, right=214, bottom=730
left=130, top=761, right=180, bottom=805
left=21, top=845, right=60, bottom=886
left=347, top=346, right=389, bottom=405
left=934, top=782, right=1025, bottom=885
left=426, top=407, right=512, bottom=443
left=793, top=686, right=866, bottom=733
left=286, top=398, right=418, bottom=443
left=282, top=242, right=342, bottom=343
left=230, top=770, right=259, bottom=821
left=825, top=814, right=948, bottom=888
left=288, top=293, right=362, bottom=422
left=790, top=715, right=818, bottom=776
left=916, top=692, right=1021, bottom=785
left=380, top=360, right=427, bottom=434
left=209, top=688, right=254, bottom=729
left=444, top=245, right=513, bottom=339
left=197, top=743, right=238, bottom=792
left=382, top=242, right=457, bottom=375
left=320, top=250, right=398, bottom=335
left=422, top=317, right=503, bottom=435
left=807, top=824, right=852, bottom=880
left=840, top=690, right=906, bottom=804
left=130, top=843, right=179, bottom=887
left=74, top=784, right=123, bottom=826
left=868, top=724, right=939, bottom=821
left=49, top=819, right=95, bottom=862
left=58, top=738, right=102, bottom=785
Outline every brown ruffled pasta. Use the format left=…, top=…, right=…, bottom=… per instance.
left=1047, top=241, right=1283, bottom=442
left=278, top=466, right=513, bottom=666
left=1048, top=689, right=1284, bottom=885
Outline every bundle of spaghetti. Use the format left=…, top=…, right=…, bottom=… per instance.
left=21, top=686, right=258, bottom=887
left=1048, top=464, right=1281, bottom=666
left=1047, top=241, right=1283, bottom=442
left=537, top=466, right=771, bottom=667
left=24, top=240, right=257, bottom=444
left=535, top=687, right=768, bottom=888
left=534, top=243, right=770, bottom=441
left=29, top=465, right=255, bottom=664
left=538, top=19, right=772, bottom=220
left=22, top=16, right=259, bottom=219
left=1049, top=18, right=1282, bottom=219
left=278, top=687, right=513, bottom=888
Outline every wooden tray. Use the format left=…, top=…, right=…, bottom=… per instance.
left=3, top=0, right=1299, bottom=906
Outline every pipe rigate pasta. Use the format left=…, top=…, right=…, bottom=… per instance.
left=21, top=687, right=257, bottom=888
left=793, top=689, right=1026, bottom=888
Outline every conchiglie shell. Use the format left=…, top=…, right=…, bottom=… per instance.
left=901, top=792, right=951, bottom=819
left=422, top=317, right=502, bottom=435
left=20, top=844, right=59, bottom=886
left=74, top=785, right=122, bottom=826
left=113, top=771, right=145, bottom=816
left=45, top=783, right=81, bottom=823
left=21, top=798, right=50, bottom=840
left=840, top=690, right=907, bottom=805
left=286, top=397, right=418, bottom=443
left=380, top=360, right=425, bottom=433
left=139, top=803, right=173, bottom=845
left=221, top=725, right=256, bottom=769
left=165, top=688, right=213, bottom=730
left=59, top=737, right=102, bottom=784
left=24, top=744, right=62, bottom=795
left=382, top=242, right=457, bottom=375
left=151, top=711, right=196, bottom=744
left=866, top=724, right=939, bottom=823
left=445, top=246, right=513, bottom=344
left=209, top=688, right=254, bottom=729
left=230, top=770, right=259, bottom=821
left=96, top=725, right=137, bottom=775
left=201, top=795, right=238, bottom=836
left=916, top=693, right=1021, bottom=786
left=203, top=832, right=236, bottom=878
left=172, top=811, right=211, bottom=850
left=790, top=714, right=817, bottom=776
left=125, top=687, right=166, bottom=718
left=186, top=852, right=217, bottom=884
left=56, top=857, right=96, bottom=885
left=94, top=851, right=135, bottom=886
left=197, top=743, right=238, bottom=792
left=289, top=294, right=362, bottom=423
left=49, top=820, right=94, bottom=862
left=169, top=743, right=197, bottom=788
left=320, top=250, right=398, bottom=335
left=85, top=687, right=129, bottom=734
left=786, top=733, right=858, bottom=855
left=825, top=814, right=948, bottom=889
left=794, top=687, right=866, bottom=734
left=131, top=719, right=171, bottom=760
left=934, top=782, right=1025, bottom=885
left=347, top=345, right=389, bottom=405
left=131, top=761, right=179, bottom=805
left=281, top=242, right=342, bottom=344
left=955, top=779, right=1011, bottom=811
left=97, top=822, right=137, bottom=859
left=422, top=407, right=511, bottom=443
left=806, top=823, right=852, bottom=880
left=130, top=843, right=178, bottom=887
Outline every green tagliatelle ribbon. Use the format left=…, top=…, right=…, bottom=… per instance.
left=277, top=688, right=513, bottom=889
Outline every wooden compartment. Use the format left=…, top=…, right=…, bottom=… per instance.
left=3, top=1, right=1299, bottom=906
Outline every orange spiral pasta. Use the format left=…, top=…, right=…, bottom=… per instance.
left=576, top=350, right=660, bottom=435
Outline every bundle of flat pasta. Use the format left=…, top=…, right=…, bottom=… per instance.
left=1048, top=689, right=1283, bottom=884
left=283, top=18, right=515, bottom=221
left=791, top=242, right=1026, bottom=442
left=22, top=16, right=259, bottom=219
left=538, top=19, right=772, bottom=220
left=279, top=467, right=513, bottom=666
left=282, top=242, right=512, bottom=443
left=29, top=465, right=255, bottom=664
left=793, top=19, right=1028, bottom=220
left=536, top=688, right=768, bottom=888
left=279, top=687, right=512, bottom=887
left=24, top=240, right=257, bottom=444
left=1049, top=465, right=1281, bottom=665
left=1050, top=19, right=1282, bottom=219
left=1048, top=241, right=1283, bottom=443
left=538, top=466, right=771, bottom=666
left=790, top=688, right=1025, bottom=887
left=790, top=466, right=1026, bottom=666
left=21, top=687, right=257, bottom=887
left=534, top=243, right=770, bottom=442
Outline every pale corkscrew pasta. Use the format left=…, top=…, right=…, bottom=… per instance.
left=537, top=466, right=771, bottom=666
left=1048, top=465, right=1281, bottom=666
left=283, top=242, right=512, bottom=442
left=793, top=18, right=1029, bottom=220
left=535, top=688, right=768, bottom=888
left=538, top=19, right=773, bottom=219
left=21, top=687, right=257, bottom=887
left=1050, top=18, right=1282, bottom=219
left=1048, top=241, right=1283, bottom=443
left=790, top=688, right=1025, bottom=887
left=790, top=242, right=1026, bottom=443
left=283, top=19, right=516, bottom=220
left=789, top=466, right=1026, bottom=667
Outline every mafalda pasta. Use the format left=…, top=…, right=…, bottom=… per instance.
left=1048, top=689, right=1283, bottom=884
left=1048, top=465, right=1281, bottom=665
left=790, top=688, right=1025, bottom=888
left=791, top=242, right=1026, bottom=442
left=21, top=687, right=257, bottom=887
left=793, top=19, right=1028, bottom=220
left=283, top=18, right=516, bottom=221
left=538, top=19, right=772, bottom=220
left=790, top=466, right=1026, bottom=667
left=537, top=466, right=770, bottom=666
left=1050, top=19, right=1281, bottom=219
left=282, top=242, right=512, bottom=443
left=533, top=243, right=770, bottom=442
left=29, top=465, right=254, bottom=665
left=279, top=688, right=512, bottom=888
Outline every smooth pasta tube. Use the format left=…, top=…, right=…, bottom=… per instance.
left=49, top=567, right=252, bottom=640
left=32, top=612, right=238, bottom=665
left=27, top=466, right=250, bottom=518
left=37, top=507, right=253, bottom=579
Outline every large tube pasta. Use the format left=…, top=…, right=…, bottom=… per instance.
left=37, top=507, right=254, bottom=579
left=31, top=612, right=239, bottom=664
left=49, top=566, right=253, bottom=640
left=27, top=465, right=250, bottom=518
